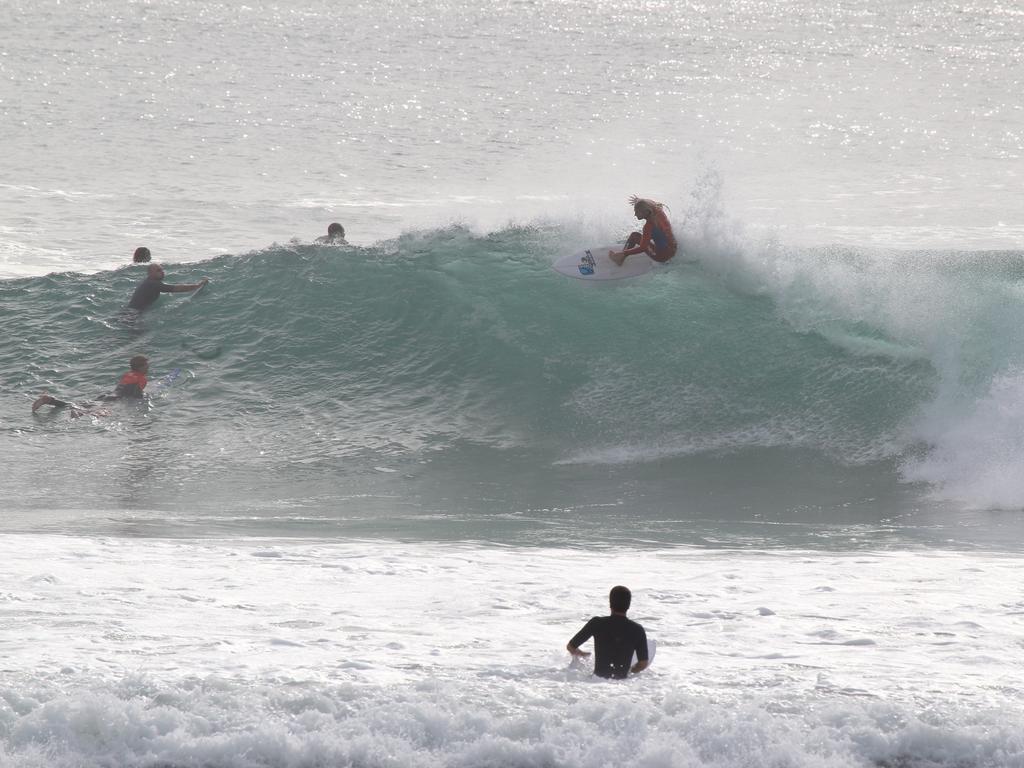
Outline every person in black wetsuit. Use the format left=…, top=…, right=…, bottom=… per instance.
left=128, top=264, right=208, bottom=311
left=567, top=585, right=649, bottom=679
left=31, top=355, right=150, bottom=415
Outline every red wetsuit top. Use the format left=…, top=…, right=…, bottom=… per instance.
left=114, top=370, right=148, bottom=399
left=624, top=208, right=677, bottom=263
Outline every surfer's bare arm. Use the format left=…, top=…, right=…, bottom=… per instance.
left=631, top=659, right=649, bottom=674
left=167, top=278, right=209, bottom=292
left=566, top=643, right=591, bottom=658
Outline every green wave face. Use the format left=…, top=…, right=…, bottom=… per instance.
left=4, top=228, right=1024, bottom=520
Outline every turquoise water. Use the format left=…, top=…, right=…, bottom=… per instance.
left=6, top=226, right=1024, bottom=545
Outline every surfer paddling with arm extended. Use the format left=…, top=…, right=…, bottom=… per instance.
left=128, top=264, right=208, bottom=311
left=567, top=585, right=649, bottom=679
left=609, top=195, right=677, bottom=267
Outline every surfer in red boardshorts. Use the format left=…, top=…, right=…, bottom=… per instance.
left=609, top=195, right=677, bottom=266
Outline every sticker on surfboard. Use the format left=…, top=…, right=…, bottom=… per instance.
left=552, top=245, right=654, bottom=281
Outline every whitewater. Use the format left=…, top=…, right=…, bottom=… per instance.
left=2, top=0, right=1024, bottom=766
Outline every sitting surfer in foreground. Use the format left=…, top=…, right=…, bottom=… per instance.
left=608, top=196, right=677, bottom=266
left=32, top=355, right=150, bottom=416
left=567, top=585, right=649, bottom=679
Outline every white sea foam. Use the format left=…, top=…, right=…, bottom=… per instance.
left=675, top=171, right=1024, bottom=508
left=902, top=369, right=1024, bottom=508
left=1, top=536, right=1022, bottom=767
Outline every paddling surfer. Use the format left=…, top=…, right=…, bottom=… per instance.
left=128, top=264, right=208, bottom=311
left=31, top=355, right=150, bottom=416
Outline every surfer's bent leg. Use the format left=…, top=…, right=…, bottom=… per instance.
left=611, top=233, right=642, bottom=266
left=32, top=394, right=71, bottom=412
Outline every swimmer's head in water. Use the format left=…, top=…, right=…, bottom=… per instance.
left=609, top=585, right=632, bottom=613
left=133, top=247, right=151, bottom=263
left=327, top=222, right=345, bottom=238
left=129, top=355, right=149, bottom=373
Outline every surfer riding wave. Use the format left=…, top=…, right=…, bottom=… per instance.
left=609, top=196, right=677, bottom=266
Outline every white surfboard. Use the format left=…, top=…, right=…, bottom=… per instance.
left=150, top=367, right=183, bottom=396
left=552, top=245, right=654, bottom=281
left=183, top=280, right=208, bottom=303
left=632, top=638, right=657, bottom=667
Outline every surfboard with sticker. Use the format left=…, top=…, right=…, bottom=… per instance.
left=552, top=245, right=654, bottom=281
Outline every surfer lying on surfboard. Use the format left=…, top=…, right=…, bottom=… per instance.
left=609, top=196, right=677, bottom=266
left=31, top=355, right=150, bottom=417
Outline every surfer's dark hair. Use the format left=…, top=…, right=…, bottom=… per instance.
left=327, top=222, right=345, bottom=237
left=129, top=355, right=148, bottom=372
left=133, top=247, right=151, bottom=263
left=609, top=585, right=631, bottom=613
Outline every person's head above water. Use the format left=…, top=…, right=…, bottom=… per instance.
left=147, top=263, right=165, bottom=280
left=129, top=355, right=149, bottom=373
left=327, top=222, right=345, bottom=238
left=133, top=247, right=151, bottom=263
left=609, top=585, right=632, bottom=614
left=629, top=195, right=664, bottom=220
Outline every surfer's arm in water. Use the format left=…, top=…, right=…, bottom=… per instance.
left=567, top=618, right=596, bottom=658
left=566, top=642, right=591, bottom=658
left=630, top=626, right=650, bottom=673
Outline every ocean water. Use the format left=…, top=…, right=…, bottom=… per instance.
left=2, top=1, right=1024, bottom=766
